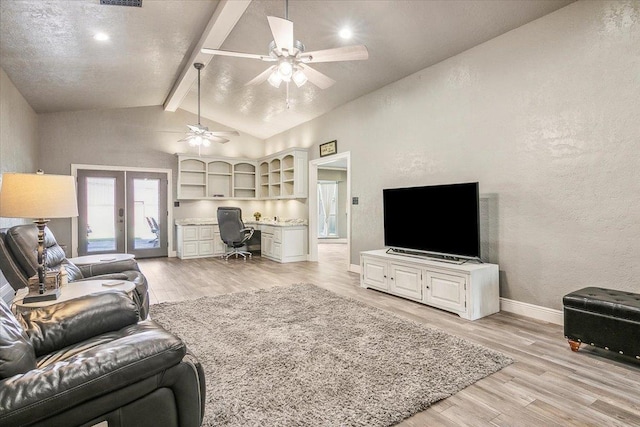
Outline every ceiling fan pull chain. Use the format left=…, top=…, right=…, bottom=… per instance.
left=286, top=82, right=290, bottom=110
left=197, top=63, right=202, bottom=125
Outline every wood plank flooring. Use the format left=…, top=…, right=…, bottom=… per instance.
left=137, top=244, right=640, bottom=426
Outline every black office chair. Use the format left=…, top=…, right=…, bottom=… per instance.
left=217, top=207, right=255, bottom=260
left=146, top=216, right=159, bottom=245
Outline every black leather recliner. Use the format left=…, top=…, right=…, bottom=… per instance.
left=0, top=291, right=205, bottom=426
left=0, top=224, right=150, bottom=319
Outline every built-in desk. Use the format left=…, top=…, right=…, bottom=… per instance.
left=175, top=218, right=308, bottom=263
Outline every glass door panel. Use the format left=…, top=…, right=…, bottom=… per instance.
left=318, top=181, right=338, bottom=238
left=127, top=172, right=168, bottom=258
left=77, top=170, right=125, bottom=255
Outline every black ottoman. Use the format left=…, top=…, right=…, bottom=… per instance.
left=563, top=287, right=640, bottom=360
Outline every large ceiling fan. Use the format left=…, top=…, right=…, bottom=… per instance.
left=180, top=62, right=239, bottom=153
left=200, top=0, right=368, bottom=105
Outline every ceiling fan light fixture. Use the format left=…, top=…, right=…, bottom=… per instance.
left=278, top=61, right=293, bottom=81
left=268, top=70, right=283, bottom=88
left=292, top=69, right=307, bottom=87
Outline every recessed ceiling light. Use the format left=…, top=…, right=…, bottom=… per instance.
left=339, top=28, right=352, bottom=39
left=94, top=33, right=109, bottom=41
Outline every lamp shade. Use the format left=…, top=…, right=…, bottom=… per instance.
left=0, top=172, right=79, bottom=219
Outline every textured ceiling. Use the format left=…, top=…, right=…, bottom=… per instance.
left=0, top=0, right=575, bottom=140
left=0, top=0, right=219, bottom=113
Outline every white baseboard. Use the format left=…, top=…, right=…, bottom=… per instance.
left=500, top=297, right=563, bottom=325
left=349, top=263, right=361, bottom=274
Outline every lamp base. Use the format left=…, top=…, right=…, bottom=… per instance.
left=23, top=288, right=61, bottom=303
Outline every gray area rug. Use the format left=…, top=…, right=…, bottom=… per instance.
left=149, top=284, right=513, bottom=426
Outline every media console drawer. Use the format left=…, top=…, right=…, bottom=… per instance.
left=360, top=249, right=499, bottom=321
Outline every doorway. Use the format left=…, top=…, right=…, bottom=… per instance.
left=309, top=152, right=351, bottom=268
left=73, top=165, right=171, bottom=259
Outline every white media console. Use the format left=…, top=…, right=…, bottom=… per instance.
left=360, top=249, right=500, bottom=320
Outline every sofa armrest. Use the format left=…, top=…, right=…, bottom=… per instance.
left=21, top=291, right=139, bottom=357
left=0, top=321, right=186, bottom=427
left=79, top=259, right=141, bottom=277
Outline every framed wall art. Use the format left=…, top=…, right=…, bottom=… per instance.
left=319, top=140, right=337, bottom=157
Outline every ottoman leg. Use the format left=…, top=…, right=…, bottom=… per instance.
left=568, top=340, right=581, bottom=352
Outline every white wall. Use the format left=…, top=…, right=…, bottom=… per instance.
left=265, top=0, right=640, bottom=310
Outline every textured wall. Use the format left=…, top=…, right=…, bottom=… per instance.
left=265, top=1, right=640, bottom=310
left=37, top=105, right=266, bottom=249
left=0, top=66, right=39, bottom=301
left=0, top=67, right=39, bottom=202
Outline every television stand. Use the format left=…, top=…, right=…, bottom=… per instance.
left=361, top=249, right=499, bottom=320
left=385, top=248, right=476, bottom=265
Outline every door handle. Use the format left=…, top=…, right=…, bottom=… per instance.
left=118, top=208, right=124, bottom=217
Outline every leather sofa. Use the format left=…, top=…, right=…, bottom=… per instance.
left=0, top=291, right=205, bottom=427
left=0, top=224, right=150, bottom=319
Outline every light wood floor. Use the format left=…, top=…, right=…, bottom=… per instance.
left=138, top=244, right=640, bottom=427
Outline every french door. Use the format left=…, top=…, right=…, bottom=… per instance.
left=77, top=169, right=168, bottom=258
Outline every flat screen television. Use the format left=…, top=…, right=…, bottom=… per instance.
left=383, top=182, right=480, bottom=261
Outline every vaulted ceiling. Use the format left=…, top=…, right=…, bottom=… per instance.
left=0, top=0, right=575, bottom=140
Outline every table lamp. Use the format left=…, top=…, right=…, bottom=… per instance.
left=0, top=171, right=79, bottom=302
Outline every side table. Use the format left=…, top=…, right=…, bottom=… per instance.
left=12, top=279, right=136, bottom=315
left=67, top=253, right=135, bottom=266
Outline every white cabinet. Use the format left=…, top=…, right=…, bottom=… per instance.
left=177, top=148, right=307, bottom=200
left=360, top=250, right=499, bottom=321
left=178, top=155, right=256, bottom=200
left=259, top=225, right=307, bottom=263
left=177, top=224, right=225, bottom=259
left=389, top=263, right=423, bottom=301
left=213, top=230, right=227, bottom=256
left=258, top=149, right=308, bottom=199
left=425, top=271, right=467, bottom=313
left=361, top=257, right=422, bottom=300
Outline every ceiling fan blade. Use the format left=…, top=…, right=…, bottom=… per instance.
left=298, top=64, right=336, bottom=89
left=267, top=16, right=294, bottom=55
left=187, top=124, right=205, bottom=132
left=245, top=65, right=277, bottom=86
left=300, top=45, right=369, bottom=63
left=200, top=48, right=275, bottom=62
left=208, top=135, right=230, bottom=144
left=208, top=130, right=240, bottom=137
left=177, top=136, right=194, bottom=143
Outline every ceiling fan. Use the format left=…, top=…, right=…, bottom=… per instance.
left=179, top=62, right=239, bottom=154
left=200, top=0, right=368, bottom=105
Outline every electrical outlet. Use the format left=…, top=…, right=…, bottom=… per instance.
left=352, top=197, right=359, bottom=205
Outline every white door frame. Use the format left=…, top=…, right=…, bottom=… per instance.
left=71, top=164, right=173, bottom=258
left=308, top=152, right=350, bottom=264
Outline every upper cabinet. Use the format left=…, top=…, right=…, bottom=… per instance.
left=177, top=158, right=207, bottom=199
left=258, top=149, right=308, bottom=200
left=178, top=156, right=256, bottom=200
left=177, top=148, right=307, bottom=200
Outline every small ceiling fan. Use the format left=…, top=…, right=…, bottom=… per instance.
left=179, top=62, right=239, bottom=153
left=200, top=0, right=368, bottom=105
